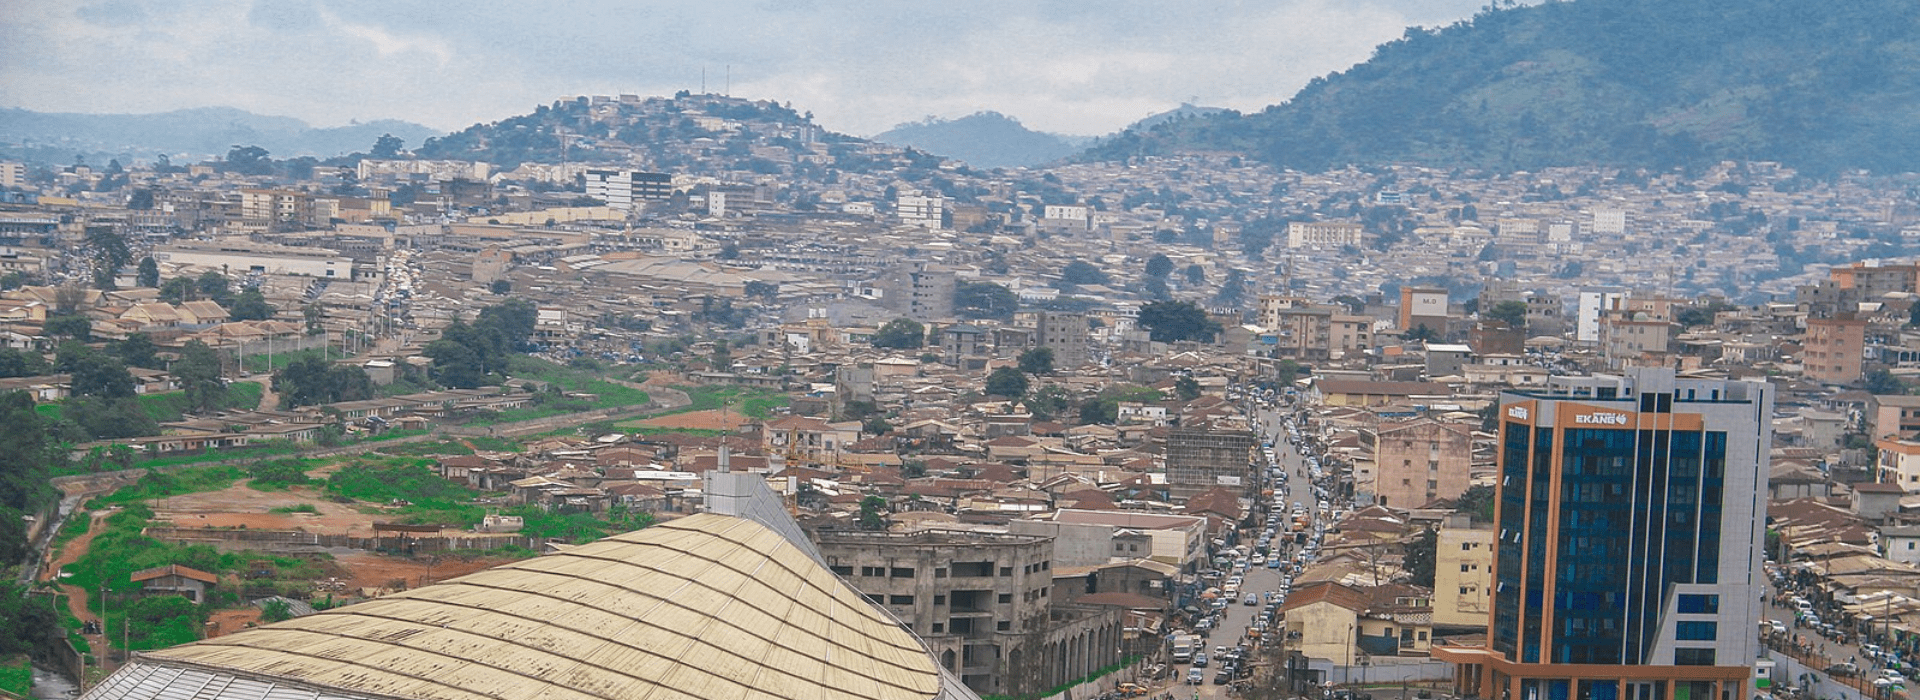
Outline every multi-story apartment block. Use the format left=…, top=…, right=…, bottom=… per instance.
left=582, top=169, right=671, bottom=210
left=1437, top=369, right=1770, bottom=700
left=813, top=528, right=1124, bottom=697
left=1433, top=515, right=1495, bottom=629
left=898, top=192, right=945, bottom=229
left=1803, top=315, right=1866, bottom=385
left=880, top=260, right=955, bottom=321
left=1286, top=220, right=1364, bottom=248
left=1875, top=438, right=1920, bottom=491
left=1400, top=286, right=1450, bottom=333
left=1370, top=418, right=1473, bottom=508
left=1034, top=311, right=1089, bottom=368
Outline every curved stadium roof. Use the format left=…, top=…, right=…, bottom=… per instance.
left=84, top=513, right=956, bottom=700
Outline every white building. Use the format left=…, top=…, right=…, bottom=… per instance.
left=898, top=193, right=944, bottom=230
left=1575, top=286, right=1629, bottom=344
left=583, top=170, right=672, bottom=210
left=1286, top=221, right=1364, bottom=248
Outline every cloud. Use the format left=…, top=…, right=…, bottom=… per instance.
left=0, top=0, right=1492, bottom=136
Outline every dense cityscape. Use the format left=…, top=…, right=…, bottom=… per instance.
left=4, top=4, right=1920, bottom=700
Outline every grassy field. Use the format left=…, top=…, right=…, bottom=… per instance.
left=35, top=381, right=264, bottom=423
left=241, top=348, right=351, bottom=373
left=0, top=655, right=29, bottom=697
left=669, top=384, right=788, bottom=417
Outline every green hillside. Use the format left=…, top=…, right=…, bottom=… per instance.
left=1086, top=0, right=1920, bottom=175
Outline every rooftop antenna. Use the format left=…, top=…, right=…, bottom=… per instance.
left=726, top=65, right=731, bottom=97
left=701, top=67, right=706, bottom=95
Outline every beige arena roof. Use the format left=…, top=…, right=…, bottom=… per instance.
left=106, top=514, right=944, bottom=700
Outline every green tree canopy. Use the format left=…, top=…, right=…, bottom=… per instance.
left=985, top=366, right=1029, bottom=398
left=1145, top=254, right=1174, bottom=279
left=226, top=288, right=276, bottom=321
left=955, top=281, right=1019, bottom=320
left=872, top=318, right=926, bottom=349
left=1059, top=260, right=1109, bottom=288
left=274, top=356, right=374, bottom=408
left=1484, top=300, right=1528, bottom=328
left=1017, top=347, right=1055, bottom=375
left=1136, top=300, right=1223, bottom=343
left=175, top=339, right=227, bottom=413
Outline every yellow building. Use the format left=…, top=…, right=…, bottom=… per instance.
left=1432, top=515, right=1494, bottom=628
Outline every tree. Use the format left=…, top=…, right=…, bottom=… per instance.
left=1059, top=259, right=1109, bottom=288
left=857, top=495, right=889, bottom=530
left=0, top=348, right=47, bottom=378
left=872, top=318, right=926, bottom=349
left=1455, top=484, right=1497, bottom=522
left=1404, top=528, right=1438, bottom=587
left=43, top=313, right=91, bottom=342
left=489, top=279, right=512, bottom=295
left=1027, top=384, right=1073, bottom=421
left=1145, top=253, right=1174, bottom=279
left=1485, top=300, right=1528, bottom=329
left=955, top=281, right=1018, bottom=320
left=274, top=356, right=373, bottom=407
left=1183, top=263, right=1205, bottom=286
left=197, top=271, right=233, bottom=305
left=0, top=391, right=59, bottom=565
left=86, top=227, right=130, bottom=290
left=261, top=598, right=295, bottom=623
left=1136, top=300, right=1222, bottom=343
left=1174, top=375, right=1202, bottom=401
left=743, top=280, right=778, bottom=301
left=1213, top=268, right=1247, bottom=307
left=1017, top=347, right=1055, bottom=375
left=370, top=133, right=406, bottom=158
left=175, top=340, right=227, bottom=413
left=112, top=333, right=160, bottom=369
left=1865, top=368, right=1906, bottom=395
left=224, top=145, right=274, bottom=176
left=226, top=288, right=276, bottom=321
left=424, top=338, right=486, bottom=388
left=985, top=366, right=1029, bottom=398
left=136, top=256, right=160, bottom=288
left=303, top=302, right=325, bottom=335
left=1404, top=323, right=1440, bottom=342
left=67, top=350, right=135, bottom=398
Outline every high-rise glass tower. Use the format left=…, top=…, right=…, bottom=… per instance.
left=1435, top=369, right=1769, bottom=700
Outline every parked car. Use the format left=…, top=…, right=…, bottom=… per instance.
left=1187, top=669, right=1205, bottom=685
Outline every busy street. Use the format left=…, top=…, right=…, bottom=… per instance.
left=1149, top=390, right=1344, bottom=700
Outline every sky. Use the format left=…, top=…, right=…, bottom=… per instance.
left=0, top=0, right=1493, bottom=138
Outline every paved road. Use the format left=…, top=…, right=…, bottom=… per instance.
left=1165, top=399, right=1329, bottom=700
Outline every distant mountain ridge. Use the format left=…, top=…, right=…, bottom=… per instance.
left=1083, top=0, right=1920, bottom=175
left=873, top=112, right=1083, bottom=169
left=0, top=106, right=441, bottom=160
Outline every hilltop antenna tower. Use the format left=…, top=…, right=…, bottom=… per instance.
left=726, top=65, right=731, bottom=97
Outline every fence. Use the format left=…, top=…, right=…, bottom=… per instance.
left=1032, top=657, right=1152, bottom=700
left=1309, top=657, right=1456, bottom=686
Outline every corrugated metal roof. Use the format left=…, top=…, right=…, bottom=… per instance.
left=94, top=514, right=943, bottom=700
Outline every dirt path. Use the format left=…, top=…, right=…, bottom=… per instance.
left=257, top=379, right=280, bottom=411
left=42, top=509, right=109, bottom=651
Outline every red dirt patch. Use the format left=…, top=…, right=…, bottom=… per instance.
left=629, top=409, right=750, bottom=430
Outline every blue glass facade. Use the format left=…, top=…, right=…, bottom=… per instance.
left=1490, top=405, right=1729, bottom=666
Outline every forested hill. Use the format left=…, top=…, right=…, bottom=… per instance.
left=1083, top=0, right=1920, bottom=176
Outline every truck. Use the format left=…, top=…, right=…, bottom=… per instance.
left=1170, top=634, right=1201, bottom=663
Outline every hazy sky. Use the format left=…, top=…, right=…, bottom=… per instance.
left=2, top=0, right=1491, bottom=138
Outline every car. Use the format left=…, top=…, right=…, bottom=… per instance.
left=1828, top=662, right=1862, bottom=677
left=1193, top=653, right=1209, bottom=668
left=1244, top=593, right=1259, bottom=606
left=1187, top=669, right=1205, bottom=685
left=1214, top=670, right=1233, bottom=685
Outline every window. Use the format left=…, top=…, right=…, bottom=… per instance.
left=932, top=623, right=945, bottom=634
left=1462, top=564, right=1472, bottom=572
left=860, top=566, right=885, bottom=577
left=1000, top=566, right=1013, bottom=576
left=891, top=567, right=916, bottom=578
left=830, top=565, right=853, bottom=576
left=997, top=621, right=1012, bottom=631
left=1675, top=621, right=1717, bottom=641
left=998, top=593, right=1013, bottom=604
left=1674, top=648, right=1716, bottom=666
left=934, top=595, right=947, bottom=605
left=1676, top=594, right=1719, bottom=614
left=936, top=568, right=948, bottom=578
left=889, top=595, right=915, bottom=606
